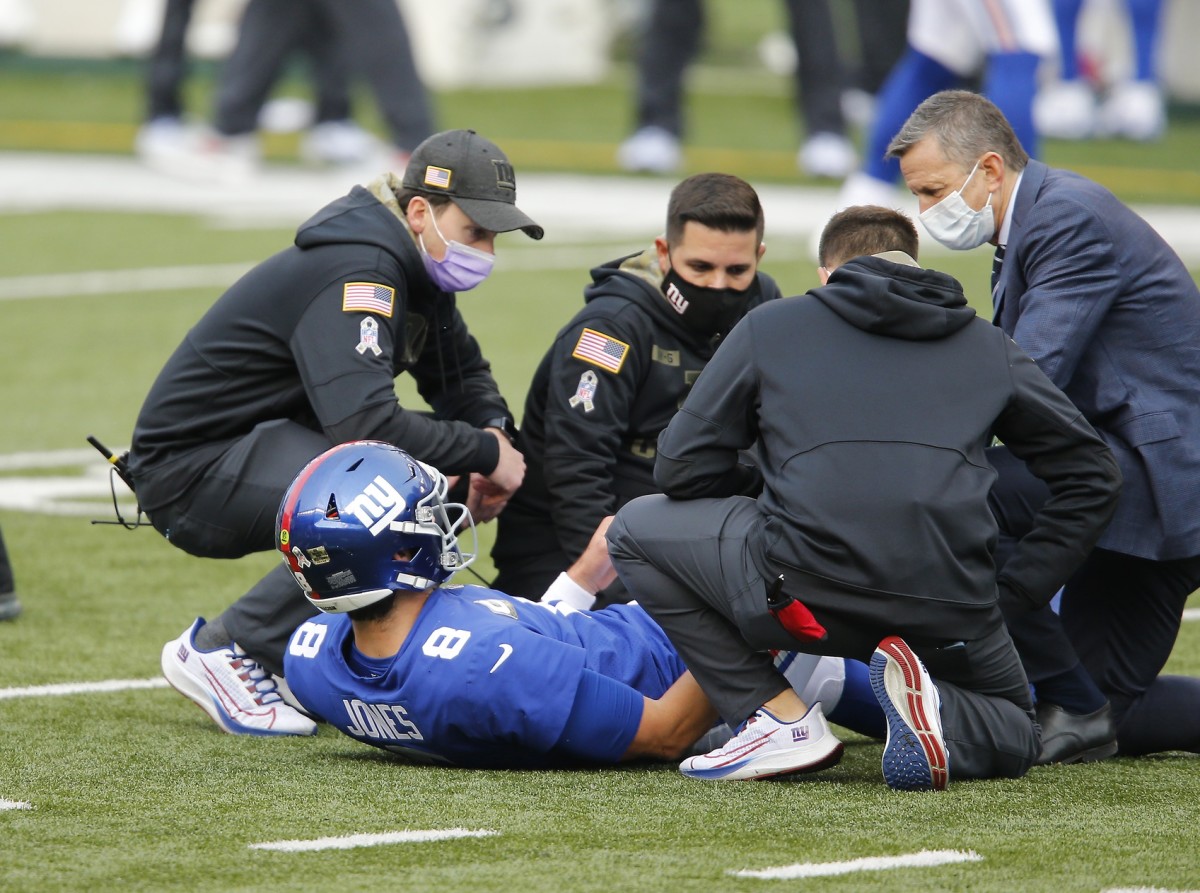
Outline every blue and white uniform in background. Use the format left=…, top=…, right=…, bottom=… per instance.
left=284, top=584, right=686, bottom=767
left=862, top=0, right=1056, bottom=183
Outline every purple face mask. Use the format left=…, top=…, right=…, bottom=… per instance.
left=418, top=208, right=495, bottom=292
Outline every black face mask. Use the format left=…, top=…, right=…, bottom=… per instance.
left=661, top=266, right=759, bottom=339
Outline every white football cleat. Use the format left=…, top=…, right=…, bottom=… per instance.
left=616, top=126, right=682, bottom=174
left=1097, top=81, right=1166, bottom=142
left=797, top=132, right=857, bottom=180
left=300, top=120, right=381, bottom=166
left=1033, top=80, right=1097, bottom=140
left=161, top=618, right=317, bottom=737
left=679, top=702, right=843, bottom=780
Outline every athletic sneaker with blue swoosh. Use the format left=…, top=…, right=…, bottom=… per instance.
left=679, top=702, right=844, bottom=781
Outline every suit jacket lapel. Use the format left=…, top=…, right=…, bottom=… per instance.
left=994, top=160, right=1047, bottom=328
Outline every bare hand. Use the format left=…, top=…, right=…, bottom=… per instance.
left=466, top=472, right=510, bottom=523
left=464, top=432, right=524, bottom=522
left=565, top=515, right=618, bottom=594
left=483, top=428, right=525, bottom=496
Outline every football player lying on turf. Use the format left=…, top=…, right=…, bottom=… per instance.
left=279, top=440, right=883, bottom=767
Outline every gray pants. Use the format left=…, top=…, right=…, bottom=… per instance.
left=607, top=494, right=1039, bottom=781
left=631, top=0, right=847, bottom=138
left=215, top=0, right=434, bottom=150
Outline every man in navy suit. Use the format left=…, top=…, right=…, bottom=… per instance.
left=888, top=89, right=1200, bottom=764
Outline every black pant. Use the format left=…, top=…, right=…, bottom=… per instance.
left=0, top=524, right=14, bottom=594
left=217, top=0, right=433, bottom=150
left=144, top=0, right=195, bottom=120
left=214, top=0, right=355, bottom=135
left=608, top=494, right=1039, bottom=780
left=137, top=420, right=330, bottom=676
left=989, top=446, right=1200, bottom=754
left=632, top=0, right=847, bottom=138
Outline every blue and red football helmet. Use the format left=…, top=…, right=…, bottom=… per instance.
left=277, top=441, right=476, bottom=613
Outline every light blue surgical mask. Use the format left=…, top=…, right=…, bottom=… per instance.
left=919, top=159, right=995, bottom=251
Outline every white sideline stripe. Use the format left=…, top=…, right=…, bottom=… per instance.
left=1182, top=608, right=1200, bottom=622
left=1, top=800, right=33, bottom=811
left=0, top=264, right=255, bottom=301
left=0, top=678, right=168, bottom=701
left=730, top=849, right=984, bottom=879
left=0, top=448, right=103, bottom=470
left=249, top=829, right=498, bottom=852
left=0, top=243, right=813, bottom=303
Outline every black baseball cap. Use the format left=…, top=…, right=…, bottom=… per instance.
left=401, top=129, right=544, bottom=240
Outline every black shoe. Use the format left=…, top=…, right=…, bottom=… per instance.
left=0, top=589, right=21, bottom=621
left=1035, top=701, right=1118, bottom=765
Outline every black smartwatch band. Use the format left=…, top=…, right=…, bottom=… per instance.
left=484, top=417, right=518, bottom=445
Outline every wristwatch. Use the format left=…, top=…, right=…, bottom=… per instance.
left=484, top=417, right=519, bottom=445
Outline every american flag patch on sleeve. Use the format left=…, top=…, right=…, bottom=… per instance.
left=571, top=328, right=630, bottom=374
left=342, top=282, right=395, bottom=317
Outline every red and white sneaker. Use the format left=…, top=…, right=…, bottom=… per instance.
left=871, top=635, right=949, bottom=791
left=679, top=702, right=843, bottom=781
left=161, top=618, right=316, bottom=737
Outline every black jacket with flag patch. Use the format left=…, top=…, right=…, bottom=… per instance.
left=491, top=247, right=780, bottom=599
left=129, top=182, right=510, bottom=511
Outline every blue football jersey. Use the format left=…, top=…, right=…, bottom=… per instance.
left=283, top=584, right=688, bottom=768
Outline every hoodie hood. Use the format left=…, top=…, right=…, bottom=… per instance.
left=813, top=254, right=976, bottom=341
left=294, top=174, right=422, bottom=265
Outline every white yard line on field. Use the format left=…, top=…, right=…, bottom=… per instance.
left=729, top=849, right=984, bottom=880
left=249, top=829, right=498, bottom=852
left=0, top=678, right=167, bottom=701
left=0, top=241, right=819, bottom=302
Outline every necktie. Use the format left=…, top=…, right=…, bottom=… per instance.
left=991, top=244, right=1006, bottom=314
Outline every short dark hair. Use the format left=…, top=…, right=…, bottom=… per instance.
left=886, top=89, right=1029, bottom=173
left=818, top=205, right=919, bottom=269
left=395, top=188, right=453, bottom=213
left=665, top=173, right=765, bottom=246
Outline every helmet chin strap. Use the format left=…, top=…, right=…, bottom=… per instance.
left=394, top=572, right=438, bottom=591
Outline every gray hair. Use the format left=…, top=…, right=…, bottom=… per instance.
left=886, top=90, right=1029, bottom=172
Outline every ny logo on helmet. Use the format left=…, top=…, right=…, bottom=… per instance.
left=345, top=475, right=408, bottom=536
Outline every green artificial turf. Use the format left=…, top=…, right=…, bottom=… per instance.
left=2, top=21, right=1199, bottom=887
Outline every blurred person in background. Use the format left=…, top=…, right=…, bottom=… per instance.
left=837, top=0, right=912, bottom=130
left=136, top=0, right=377, bottom=171
left=1034, top=0, right=1167, bottom=141
left=139, top=0, right=433, bottom=178
left=616, top=0, right=859, bottom=179
left=830, top=0, right=1056, bottom=214
left=0, top=525, right=20, bottom=621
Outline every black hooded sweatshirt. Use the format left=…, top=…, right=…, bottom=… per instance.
left=654, top=254, right=1121, bottom=640
left=491, top=248, right=780, bottom=597
left=129, top=182, right=511, bottom=509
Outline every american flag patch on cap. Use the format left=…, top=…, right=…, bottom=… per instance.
left=423, top=166, right=452, bottom=189
left=342, top=282, right=395, bottom=317
left=572, top=328, right=629, bottom=374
